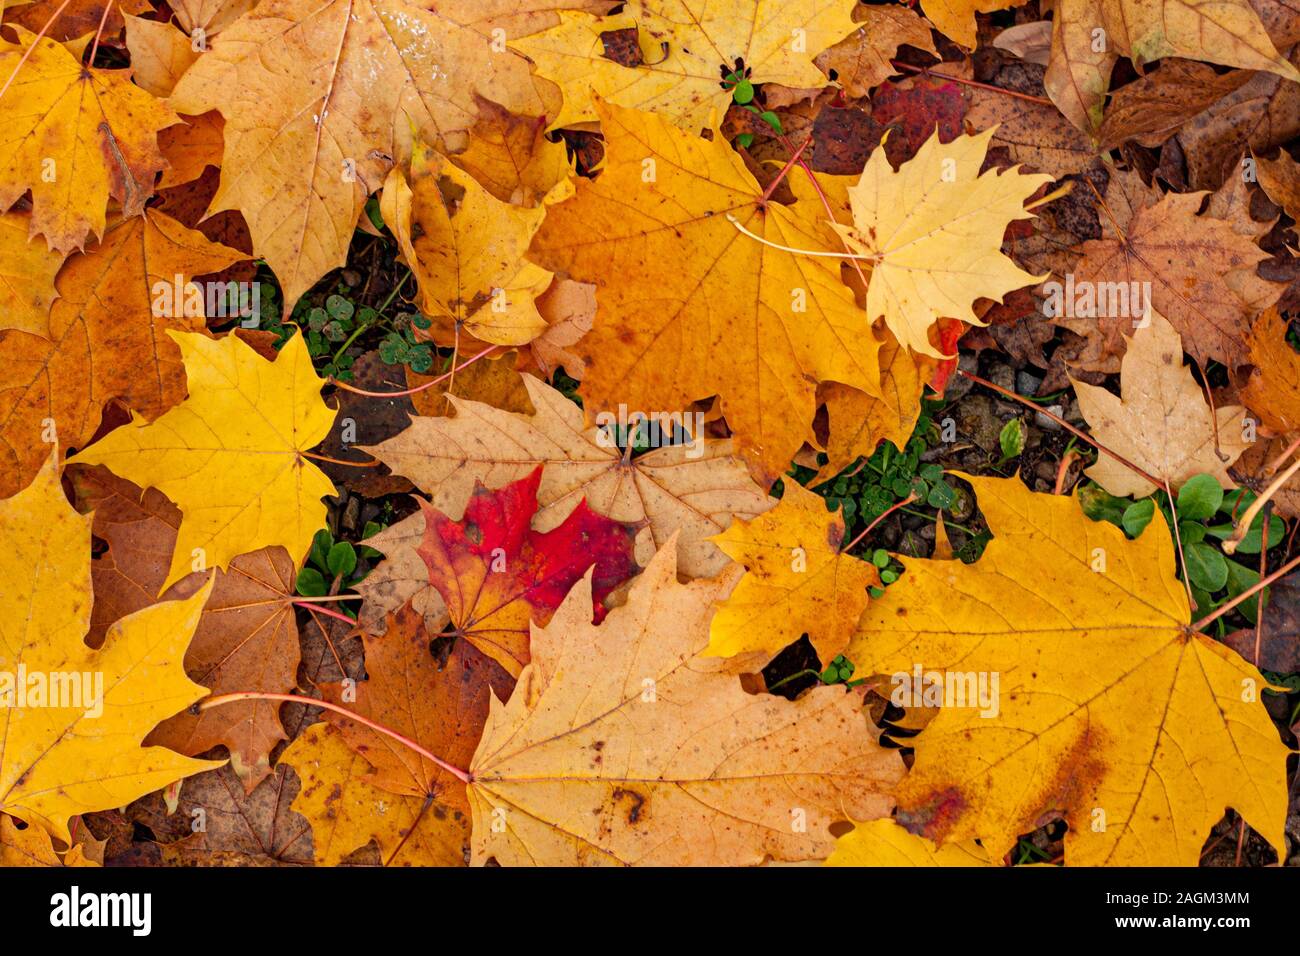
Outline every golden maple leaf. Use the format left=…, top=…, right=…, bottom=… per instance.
left=706, top=479, right=877, bottom=663
left=69, top=331, right=337, bottom=591
left=0, top=451, right=221, bottom=843
left=1071, top=309, right=1250, bottom=499
left=0, top=27, right=178, bottom=253
left=380, top=140, right=561, bottom=347
left=848, top=475, right=1290, bottom=866
left=832, top=127, right=1053, bottom=357
left=467, top=539, right=903, bottom=866
left=529, top=99, right=881, bottom=485
left=169, top=0, right=556, bottom=306
left=511, top=1, right=858, bottom=131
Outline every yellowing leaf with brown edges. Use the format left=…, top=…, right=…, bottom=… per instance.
left=529, top=99, right=881, bottom=486
left=283, top=723, right=470, bottom=866
left=833, top=128, right=1053, bottom=357
left=848, top=474, right=1290, bottom=866
left=69, top=332, right=337, bottom=591
left=468, top=540, right=904, bottom=866
left=169, top=0, right=557, bottom=305
left=380, top=140, right=558, bottom=347
left=706, top=480, right=876, bottom=664
left=0, top=451, right=221, bottom=844
left=511, top=1, right=859, bottom=131
left=0, top=27, right=178, bottom=252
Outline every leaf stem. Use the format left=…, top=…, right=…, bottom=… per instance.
left=200, top=691, right=473, bottom=784
left=1188, top=552, right=1300, bottom=633
left=760, top=135, right=812, bottom=203
left=301, top=451, right=380, bottom=467
left=291, top=601, right=356, bottom=624
left=844, top=492, right=918, bottom=553
left=329, top=344, right=498, bottom=397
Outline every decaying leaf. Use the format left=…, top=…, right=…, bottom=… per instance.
left=1071, top=309, right=1251, bottom=498
left=369, top=375, right=773, bottom=579
left=72, top=468, right=301, bottom=791
left=170, top=0, right=555, bottom=305
left=467, top=540, right=904, bottom=865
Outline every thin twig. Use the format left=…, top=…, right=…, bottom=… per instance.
left=958, top=370, right=1164, bottom=489
left=888, top=60, right=1055, bottom=107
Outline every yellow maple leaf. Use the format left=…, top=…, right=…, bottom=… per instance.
left=0, top=26, right=178, bottom=252
left=380, top=140, right=559, bottom=346
left=69, top=332, right=337, bottom=591
left=468, top=539, right=903, bottom=865
left=706, top=480, right=877, bottom=663
left=511, top=1, right=858, bottom=131
left=529, top=99, right=881, bottom=485
left=848, top=475, right=1290, bottom=866
left=283, top=723, right=469, bottom=867
left=0, top=451, right=220, bottom=843
left=833, top=127, right=1053, bottom=357
left=826, top=819, right=991, bottom=866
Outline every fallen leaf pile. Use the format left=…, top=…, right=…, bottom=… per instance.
left=0, top=0, right=1297, bottom=871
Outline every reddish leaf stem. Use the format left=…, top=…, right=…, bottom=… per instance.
left=291, top=601, right=356, bottom=624
left=843, top=493, right=919, bottom=554
left=200, top=691, right=473, bottom=784
left=328, top=344, right=498, bottom=398
left=1189, top=553, right=1300, bottom=633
